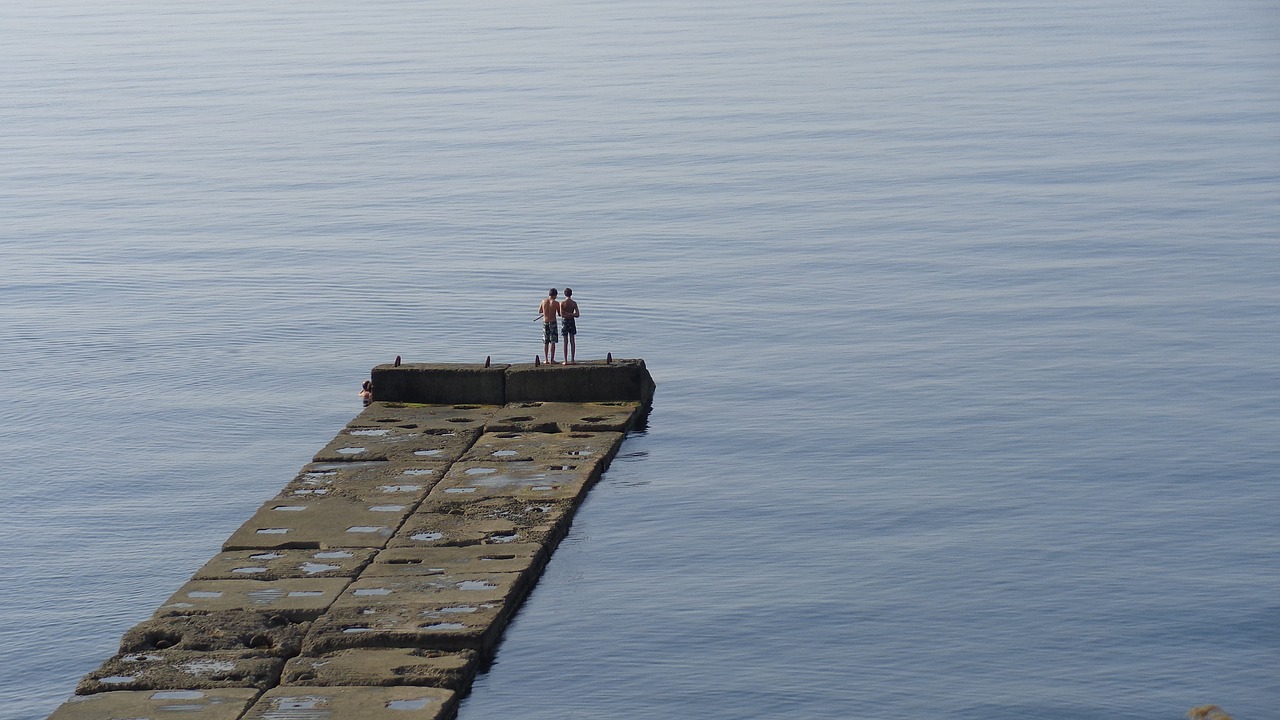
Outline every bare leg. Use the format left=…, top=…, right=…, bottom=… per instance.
left=567, top=336, right=576, bottom=364
left=550, top=343, right=558, bottom=364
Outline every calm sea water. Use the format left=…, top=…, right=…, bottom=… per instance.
left=2, top=1, right=1278, bottom=718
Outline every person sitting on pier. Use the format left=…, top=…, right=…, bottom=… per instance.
left=559, top=287, right=580, bottom=364
left=537, top=288, right=560, bottom=364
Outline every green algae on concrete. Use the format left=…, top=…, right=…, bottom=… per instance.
left=48, top=688, right=260, bottom=720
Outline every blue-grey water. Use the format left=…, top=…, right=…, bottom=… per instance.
left=2, top=1, right=1278, bottom=718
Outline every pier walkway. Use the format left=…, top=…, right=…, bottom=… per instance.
left=47, top=360, right=654, bottom=720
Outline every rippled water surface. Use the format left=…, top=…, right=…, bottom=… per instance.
left=2, top=1, right=1278, bottom=718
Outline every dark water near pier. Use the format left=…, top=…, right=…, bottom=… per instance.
left=2, top=1, right=1278, bottom=718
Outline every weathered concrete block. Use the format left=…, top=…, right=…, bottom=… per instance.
left=332, top=572, right=526, bottom=611
left=243, top=686, right=456, bottom=720
left=193, top=548, right=376, bottom=581
left=301, top=604, right=509, bottom=655
left=505, top=358, right=655, bottom=404
left=485, top=401, right=642, bottom=433
left=222, top=496, right=417, bottom=551
left=351, top=402, right=498, bottom=433
left=370, top=364, right=508, bottom=406
left=363, top=544, right=544, bottom=578
left=387, top=498, right=576, bottom=550
left=76, top=651, right=283, bottom=694
left=120, top=610, right=310, bottom=657
left=282, top=648, right=478, bottom=690
left=432, top=461, right=599, bottom=503
left=313, top=425, right=481, bottom=464
left=48, top=689, right=259, bottom=720
left=155, top=579, right=351, bottom=620
left=283, top=461, right=446, bottom=502
left=460, top=430, right=624, bottom=467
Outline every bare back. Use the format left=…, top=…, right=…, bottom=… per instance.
left=539, top=297, right=560, bottom=322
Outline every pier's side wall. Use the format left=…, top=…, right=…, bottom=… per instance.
left=47, top=361, right=654, bottom=720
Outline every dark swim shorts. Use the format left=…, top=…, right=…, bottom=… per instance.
left=543, top=320, right=558, bottom=344
left=561, top=316, right=577, bottom=336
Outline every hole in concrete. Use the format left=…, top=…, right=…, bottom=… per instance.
left=532, top=486, right=556, bottom=492
left=398, top=424, right=418, bottom=429
left=481, top=554, right=516, bottom=561
left=188, top=591, right=223, bottom=599
left=519, top=402, right=543, bottom=408
left=343, top=627, right=374, bottom=634
left=458, top=581, right=497, bottom=591
left=300, top=562, right=340, bottom=574
left=411, top=532, right=444, bottom=542
left=568, top=450, right=595, bottom=456
left=314, top=551, right=353, bottom=559
left=386, top=558, right=422, bottom=565
left=99, top=675, right=136, bottom=684
left=347, top=526, right=385, bottom=533
left=251, top=552, right=284, bottom=560
left=350, top=428, right=391, bottom=437
left=354, top=588, right=393, bottom=596
left=580, top=417, right=607, bottom=422
left=376, top=417, right=403, bottom=423
left=369, top=505, right=406, bottom=512
left=291, top=489, right=327, bottom=496
left=453, top=405, right=481, bottom=410
left=465, top=468, right=496, bottom=475
left=497, top=433, right=521, bottom=439
left=548, top=465, right=576, bottom=471
left=122, top=654, right=162, bottom=663
left=142, top=630, right=182, bottom=650
left=446, top=418, right=473, bottom=424
left=379, top=485, right=422, bottom=493
left=414, top=449, right=442, bottom=457
left=275, top=698, right=322, bottom=710
left=257, top=528, right=290, bottom=534
left=387, top=699, right=433, bottom=710
left=420, top=622, right=466, bottom=630
left=180, top=659, right=239, bottom=675
left=445, top=487, right=477, bottom=494
left=492, top=450, right=518, bottom=457
left=439, top=606, right=479, bottom=613
left=402, top=469, right=435, bottom=476
left=600, top=402, right=625, bottom=406
left=273, top=506, right=308, bottom=512
left=505, top=415, right=535, bottom=422
left=233, top=567, right=269, bottom=574
left=248, top=588, right=284, bottom=604
left=337, top=447, right=366, bottom=454
left=487, top=533, right=519, bottom=543
left=288, top=590, right=325, bottom=597
left=569, top=433, right=592, bottom=438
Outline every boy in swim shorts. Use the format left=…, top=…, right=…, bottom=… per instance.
left=537, top=288, right=560, bottom=364
left=559, top=287, right=579, bottom=364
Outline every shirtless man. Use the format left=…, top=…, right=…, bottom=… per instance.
left=559, top=288, right=580, bottom=364
left=537, top=288, right=560, bottom=364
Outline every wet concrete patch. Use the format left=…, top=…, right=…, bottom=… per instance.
left=282, top=648, right=478, bottom=690
left=47, top=688, right=260, bottom=720
left=433, top=462, right=597, bottom=502
left=332, top=572, right=525, bottom=611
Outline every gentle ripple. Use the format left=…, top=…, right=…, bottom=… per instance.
left=2, top=0, right=1278, bottom=718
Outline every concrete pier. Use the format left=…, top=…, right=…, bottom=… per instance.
left=48, top=359, right=654, bottom=720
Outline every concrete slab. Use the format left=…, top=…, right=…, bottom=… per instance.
left=460, top=430, right=624, bottom=467
left=193, top=549, right=376, bottom=581
left=222, top=496, right=416, bottom=551
left=432, top=461, right=598, bottom=502
left=485, top=401, right=641, bottom=433
left=121, top=610, right=310, bottom=657
left=156, top=579, right=350, bottom=620
left=302, top=603, right=508, bottom=655
left=313, top=426, right=480, bottom=464
left=386, top=498, right=576, bottom=549
left=47, top=688, right=260, bottom=720
left=363, top=544, right=544, bottom=577
left=282, top=461, right=446, bottom=502
left=76, top=651, right=283, bottom=694
left=350, top=401, right=498, bottom=433
left=505, top=358, right=655, bottom=404
left=244, top=685, right=456, bottom=720
left=332, top=572, right=526, bottom=611
left=281, top=648, right=478, bottom=690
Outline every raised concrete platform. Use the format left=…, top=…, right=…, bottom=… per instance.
left=47, top=360, right=653, bottom=719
